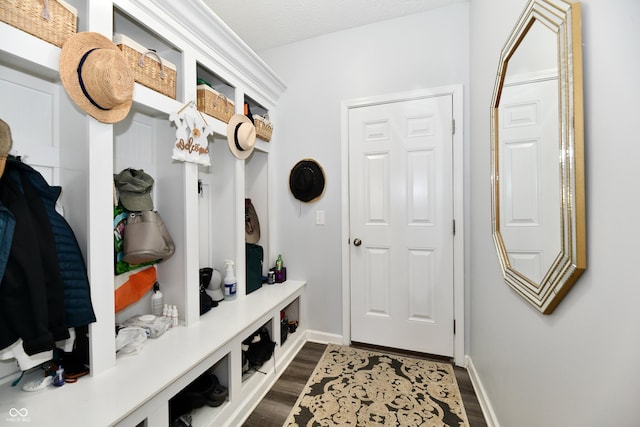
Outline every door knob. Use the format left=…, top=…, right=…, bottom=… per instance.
left=353, top=238, right=362, bottom=246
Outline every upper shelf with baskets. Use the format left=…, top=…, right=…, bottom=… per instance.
left=245, top=95, right=273, bottom=143
left=196, top=63, right=236, bottom=128
left=0, top=0, right=79, bottom=81
left=244, top=95, right=273, bottom=152
left=113, top=6, right=183, bottom=117
left=0, top=0, right=78, bottom=49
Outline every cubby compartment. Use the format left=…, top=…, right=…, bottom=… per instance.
left=245, top=149, right=270, bottom=286
left=198, top=133, right=238, bottom=295
left=196, top=63, right=236, bottom=125
left=279, top=297, right=301, bottom=347
left=172, top=355, right=230, bottom=427
left=196, top=64, right=234, bottom=100
left=243, top=94, right=268, bottom=119
left=114, top=111, right=186, bottom=330
left=241, top=319, right=275, bottom=383
left=244, top=94, right=272, bottom=143
left=0, top=41, right=90, bottom=383
left=113, top=7, right=184, bottom=102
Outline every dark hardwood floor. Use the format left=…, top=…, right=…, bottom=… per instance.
left=243, top=341, right=487, bottom=427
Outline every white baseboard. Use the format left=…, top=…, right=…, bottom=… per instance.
left=465, top=355, right=500, bottom=427
left=305, top=329, right=343, bottom=344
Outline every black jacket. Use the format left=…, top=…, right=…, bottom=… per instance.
left=0, top=157, right=96, bottom=355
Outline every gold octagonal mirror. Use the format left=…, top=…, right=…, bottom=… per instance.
left=490, top=0, right=585, bottom=314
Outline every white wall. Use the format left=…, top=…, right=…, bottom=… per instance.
left=469, top=0, right=640, bottom=425
left=259, top=4, right=469, bottom=336
left=262, top=0, right=640, bottom=424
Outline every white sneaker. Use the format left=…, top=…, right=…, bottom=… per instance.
left=22, top=376, right=53, bottom=392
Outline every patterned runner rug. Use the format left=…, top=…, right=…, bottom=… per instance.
left=283, top=344, right=469, bottom=427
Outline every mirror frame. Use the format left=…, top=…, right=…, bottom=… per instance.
left=490, top=0, right=585, bottom=314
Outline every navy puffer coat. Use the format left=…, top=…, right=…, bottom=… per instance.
left=0, top=157, right=96, bottom=355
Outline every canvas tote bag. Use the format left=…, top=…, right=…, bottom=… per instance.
left=123, top=211, right=175, bottom=265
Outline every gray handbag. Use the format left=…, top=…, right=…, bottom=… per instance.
left=123, top=211, right=175, bottom=265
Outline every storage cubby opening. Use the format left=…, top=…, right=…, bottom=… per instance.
left=245, top=149, right=269, bottom=277
left=198, top=134, right=237, bottom=279
left=280, top=297, right=301, bottom=347
left=180, top=355, right=231, bottom=426
left=243, top=94, right=268, bottom=117
left=113, top=112, right=186, bottom=327
left=113, top=7, right=182, bottom=66
left=241, top=319, right=275, bottom=383
left=113, top=7, right=183, bottom=101
left=196, top=63, right=235, bottom=100
left=0, top=61, right=89, bottom=380
left=244, top=95, right=272, bottom=144
left=195, top=64, right=235, bottom=130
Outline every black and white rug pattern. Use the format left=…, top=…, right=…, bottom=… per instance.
left=284, top=344, right=469, bottom=426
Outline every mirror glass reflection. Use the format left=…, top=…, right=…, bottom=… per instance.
left=498, top=21, right=560, bottom=285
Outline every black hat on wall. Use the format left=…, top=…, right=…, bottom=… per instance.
left=289, top=159, right=325, bottom=203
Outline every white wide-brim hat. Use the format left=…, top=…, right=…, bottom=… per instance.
left=59, top=32, right=134, bottom=124
left=227, top=114, right=256, bottom=160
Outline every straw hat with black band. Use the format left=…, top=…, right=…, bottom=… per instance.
left=59, top=32, right=134, bottom=124
left=227, top=114, right=256, bottom=160
left=289, top=159, right=326, bottom=203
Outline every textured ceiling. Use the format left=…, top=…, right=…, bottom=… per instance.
left=203, top=0, right=467, bottom=51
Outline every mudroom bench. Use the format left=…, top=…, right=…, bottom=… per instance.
left=0, top=280, right=306, bottom=427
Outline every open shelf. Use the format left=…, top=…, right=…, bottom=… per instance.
left=241, top=319, right=274, bottom=383
left=173, top=355, right=230, bottom=426
left=280, top=297, right=301, bottom=347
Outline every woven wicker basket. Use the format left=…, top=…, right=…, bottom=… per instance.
left=196, top=85, right=234, bottom=123
left=253, top=113, right=273, bottom=142
left=0, top=0, right=77, bottom=47
left=113, top=33, right=177, bottom=99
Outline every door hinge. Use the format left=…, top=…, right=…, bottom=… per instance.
left=452, top=219, right=456, bottom=235
left=452, top=119, right=456, bottom=135
left=453, top=319, right=456, bottom=335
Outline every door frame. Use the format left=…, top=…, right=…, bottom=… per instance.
left=340, top=85, right=465, bottom=366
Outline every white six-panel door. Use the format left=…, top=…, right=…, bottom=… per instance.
left=499, top=76, right=559, bottom=284
left=348, top=94, right=454, bottom=356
